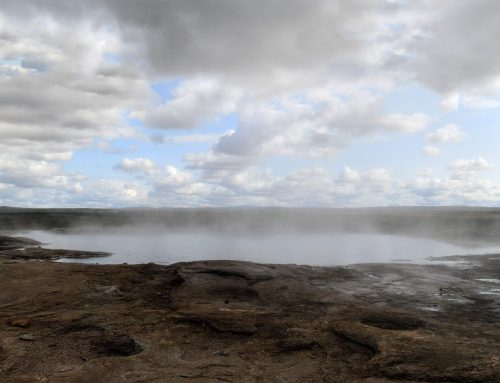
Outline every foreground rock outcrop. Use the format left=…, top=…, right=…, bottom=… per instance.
left=0, top=238, right=498, bottom=382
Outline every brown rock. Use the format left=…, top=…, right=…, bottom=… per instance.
left=8, top=318, right=31, bottom=328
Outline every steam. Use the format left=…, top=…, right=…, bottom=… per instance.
left=6, top=207, right=500, bottom=266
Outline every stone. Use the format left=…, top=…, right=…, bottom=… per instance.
left=57, top=365, right=73, bottom=372
left=8, top=318, right=31, bottom=328
left=19, top=333, right=35, bottom=341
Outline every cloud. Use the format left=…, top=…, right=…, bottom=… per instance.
left=114, top=157, right=196, bottom=201
left=0, top=2, right=428, bottom=170
left=184, top=151, right=254, bottom=183
left=150, top=133, right=220, bottom=145
left=440, top=93, right=460, bottom=112
left=115, top=158, right=157, bottom=174
left=461, top=95, right=500, bottom=111
left=416, top=1, right=500, bottom=95
left=407, top=175, right=500, bottom=206
left=0, top=0, right=409, bottom=88
left=0, top=157, right=78, bottom=189
left=426, top=124, right=465, bottom=144
left=448, top=158, right=493, bottom=179
left=1, top=1, right=500, bottom=208
left=138, top=79, right=240, bottom=130
left=101, top=0, right=381, bottom=81
left=423, top=146, right=440, bottom=157
left=448, top=158, right=493, bottom=173
left=338, top=167, right=361, bottom=183
left=76, top=179, right=149, bottom=207
left=214, top=94, right=429, bottom=164
left=153, top=164, right=398, bottom=207
left=3, top=152, right=499, bottom=208
left=0, top=13, right=150, bottom=166
left=380, top=113, right=429, bottom=133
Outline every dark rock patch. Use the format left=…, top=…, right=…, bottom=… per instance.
left=208, top=285, right=260, bottom=302
left=361, top=314, right=427, bottom=331
left=196, top=268, right=249, bottom=280
left=276, top=340, right=321, bottom=353
left=94, top=333, right=144, bottom=357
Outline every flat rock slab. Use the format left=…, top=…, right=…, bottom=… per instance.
left=0, top=254, right=498, bottom=382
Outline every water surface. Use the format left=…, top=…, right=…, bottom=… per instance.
left=15, top=229, right=500, bottom=266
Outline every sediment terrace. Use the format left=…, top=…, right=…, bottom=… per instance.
left=0, top=236, right=499, bottom=382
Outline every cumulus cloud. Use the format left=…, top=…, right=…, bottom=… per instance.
left=416, top=1, right=500, bottom=95
left=1, top=1, right=499, bottom=207
left=113, top=159, right=500, bottom=208
left=426, top=124, right=465, bottom=144
left=461, top=95, right=500, bottom=111
left=102, top=0, right=380, bottom=81
left=184, top=151, right=254, bottom=184
left=138, top=79, right=241, bottom=130
left=76, top=179, right=149, bottom=207
left=115, top=158, right=157, bottom=174
left=0, top=12, right=150, bottom=165
left=339, top=167, right=361, bottom=183
left=448, top=158, right=493, bottom=179
left=150, top=133, right=220, bottom=145
left=380, top=113, right=429, bottom=133
left=423, top=146, right=440, bottom=157
left=0, top=157, right=79, bottom=189
left=407, top=175, right=500, bottom=206
left=214, top=94, right=429, bottom=164
left=440, top=93, right=461, bottom=112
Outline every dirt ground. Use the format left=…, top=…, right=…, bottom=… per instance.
left=0, top=236, right=499, bottom=382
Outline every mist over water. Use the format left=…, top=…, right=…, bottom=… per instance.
left=16, top=229, right=500, bottom=266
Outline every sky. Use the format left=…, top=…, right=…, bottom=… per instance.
left=1, top=0, right=500, bottom=208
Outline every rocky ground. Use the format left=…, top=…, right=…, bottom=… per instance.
left=0, top=236, right=499, bottom=382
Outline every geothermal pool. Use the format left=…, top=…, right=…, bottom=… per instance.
left=14, top=229, right=500, bottom=266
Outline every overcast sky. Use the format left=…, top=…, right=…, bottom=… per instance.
left=1, top=0, right=500, bottom=207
